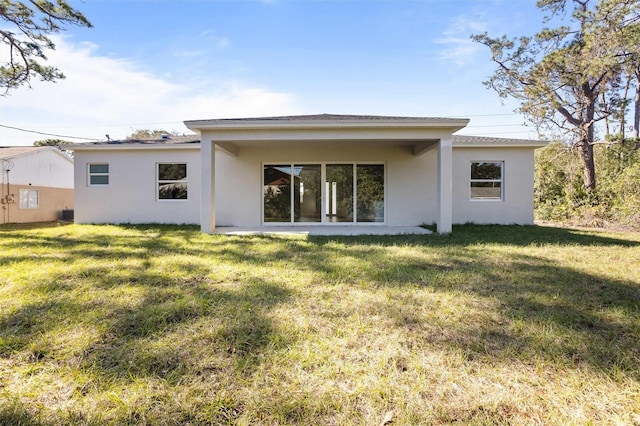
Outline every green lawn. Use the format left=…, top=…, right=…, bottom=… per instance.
left=1, top=223, right=639, bottom=425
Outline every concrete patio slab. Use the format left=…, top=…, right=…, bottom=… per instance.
left=213, top=226, right=432, bottom=236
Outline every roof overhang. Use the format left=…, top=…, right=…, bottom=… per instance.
left=68, top=140, right=201, bottom=151
left=185, top=115, right=470, bottom=132
left=452, top=135, right=548, bottom=148
left=185, top=114, right=470, bottom=156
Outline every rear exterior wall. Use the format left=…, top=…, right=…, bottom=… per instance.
left=73, top=148, right=201, bottom=224
left=452, top=147, right=535, bottom=225
left=215, top=142, right=439, bottom=227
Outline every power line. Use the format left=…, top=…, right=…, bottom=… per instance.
left=0, top=124, right=100, bottom=141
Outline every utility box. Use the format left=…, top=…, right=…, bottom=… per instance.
left=61, top=209, right=74, bottom=221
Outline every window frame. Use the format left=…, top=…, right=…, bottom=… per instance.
left=87, top=163, right=109, bottom=186
left=19, top=189, right=39, bottom=209
left=157, top=162, right=188, bottom=201
left=469, top=161, right=504, bottom=201
left=262, top=162, right=386, bottom=225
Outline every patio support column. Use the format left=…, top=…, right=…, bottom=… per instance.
left=200, top=138, right=215, bottom=233
left=437, top=137, right=453, bottom=234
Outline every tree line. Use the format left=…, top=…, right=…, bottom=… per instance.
left=473, top=0, right=640, bottom=192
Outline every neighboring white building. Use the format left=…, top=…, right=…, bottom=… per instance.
left=70, top=114, right=546, bottom=233
left=0, top=146, right=74, bottom=224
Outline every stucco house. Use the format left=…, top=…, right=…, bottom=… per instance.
left=1, top=146, right=74, bottom=224
left=70, top=114, right=546, bottom=233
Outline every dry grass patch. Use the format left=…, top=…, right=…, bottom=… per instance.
left=1, top=223, right=639, bottom=425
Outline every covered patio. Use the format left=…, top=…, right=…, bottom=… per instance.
left=185, top=114, right=470, bottom=235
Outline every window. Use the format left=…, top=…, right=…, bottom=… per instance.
left=88, top=163, right=109, bottom=185
left=19, top=189, right=39, bottom=209
left=263, top=163, right=384, bottom=223
left=158, top=163, right=187, bottom=200
left=470, top=162, right=503, bottom=200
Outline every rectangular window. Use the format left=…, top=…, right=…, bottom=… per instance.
left=263, top=165, right=292, bottom=221
left=356, top=164, right=385, bottom=222
left=19, top=189, right=39, bottom=209
left=470, top=162, right=503, bottom=200
left=158, top=163, right=187, bottom=200
left=88, top=163, right=109, bottom=186
left=263, top=163, right=384, bottom=223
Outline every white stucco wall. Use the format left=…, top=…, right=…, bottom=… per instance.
left=73, top=148, right=201, bottom=224
left=3, top=149, right=73, bottom=188
left=73, top=143, right=537, bottom=227
left=452, top=147, right=535, bottom=225
left=215, top=141, right=439, bottom=227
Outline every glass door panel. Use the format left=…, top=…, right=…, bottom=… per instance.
left=263, top=165, right=291, bottom=222
left=325, top=164, right=354, bottom=222
left=356, top=164, right=384, bottom=222
left=294, top=164, right=321, bottom=222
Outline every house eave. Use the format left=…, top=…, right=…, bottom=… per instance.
left=68, top=142, right=201, bottom=151
left=184, top=115, right=470, bottom=134
left=452, top=135, right=548, bottom=149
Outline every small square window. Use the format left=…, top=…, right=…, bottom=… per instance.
left=88, top=163, right=109, bottom=186
left=158, top=163, right=187, bottom=200
left=470, top=162, right=503, bottom=200
left=19, top=189, right=39, bottom=209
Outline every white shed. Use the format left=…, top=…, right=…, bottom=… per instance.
left=1, top=146, right=74, bottom=224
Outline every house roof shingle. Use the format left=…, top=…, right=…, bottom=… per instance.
left=68, top=115, right=546, bottom=148
left=70, top=135, right=201, bottom=149
left=452, top=134, right=547, bottom=147
left=0, top=146, right=47, bottom=160
left=184, top=113, right=470, bottom=128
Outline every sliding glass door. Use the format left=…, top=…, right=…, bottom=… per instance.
left=356, top=164, right=385, bottom=222
left=325, top=164, right=354, bottom=222
left=263, top=165, right=292, bottom=222
left=294, top=165, right=321, bottom=222
left=263, top=163, right=384, bottom=224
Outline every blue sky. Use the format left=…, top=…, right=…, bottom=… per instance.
left=1, top=0, right=546, bottom=145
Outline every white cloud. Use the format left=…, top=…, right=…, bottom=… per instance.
left=0, top=37, right=298, bottom=145
left=434, top=15, right=488, bottom=66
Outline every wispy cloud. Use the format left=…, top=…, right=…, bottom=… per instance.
left=199, top=29, right=231, bottom=49
left=0, top=37, right=298, bottom=145
left=434, top=15, right=488, bottom=66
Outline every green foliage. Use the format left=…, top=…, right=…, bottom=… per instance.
left=473, top=0, right=640, bottom=190
left=126, top=129, right=179, bottom=140
left=33, top=138, right=70, bottom=146
left=535, top=139, right=640, bottom=228
left=0, top=0, right=92, bottom=93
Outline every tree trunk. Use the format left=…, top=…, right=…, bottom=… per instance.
left=602, top=91, right=611, bottom=138
left=621, top=73, right=630, bottom=139
left=578, top=138, right=596, bottom=190
left=634, top=70, right=640, bottom=139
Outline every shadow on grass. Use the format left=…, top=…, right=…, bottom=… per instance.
left=1, top=225, right=294, bottom=390
left=303, top=225, right=640, bottom=379
left=1, top=223, right=639, bottom=423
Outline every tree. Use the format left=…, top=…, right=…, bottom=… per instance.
left=472, top=0, right=640, bottom=191
left=34, top=138, right=72, bottom=157
left=126, top=129, right=180, bottom=140
left=33, top=138, right=70, bottom=146
left=0, top=0, right=92, bottom=94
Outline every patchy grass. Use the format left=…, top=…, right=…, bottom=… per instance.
left=1, top=223, right=639, bottom=425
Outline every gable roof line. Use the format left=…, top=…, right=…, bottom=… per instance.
left=0, top=146, right=74, bottom=163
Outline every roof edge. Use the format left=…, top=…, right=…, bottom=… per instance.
left=452, top=134, right=548, bottom=148
left=0, top=146, right=74, bottom=163
left=184, top=114, right=470, bottom=132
